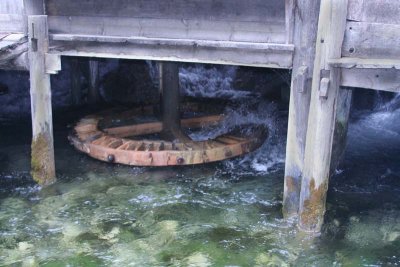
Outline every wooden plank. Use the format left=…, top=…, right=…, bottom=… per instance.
left=104, top=115, right=224, bottom=138
left=23, top=0, right=45, bottom=15
left=329, top=58, right=400, bottom=69
left=48, top=35, right=294, bottom=69
left=283, top=0, right=321, bottom=217
left=348, top=0, right=400, bottom=24
left=45, top=0, right=284, bottom=23
left=341, top=68, right=400, bottom=93
left=23, top=0, right=45, bottom=33
left=342, top=22, right=400, bottom=59
left=285, top=0, right=295, bottom=44
left=299, top=0, right=348, bottom=233
left=0, top=34, right=28, bottom=71
left=47, top=16, right=286, bottom=44
left=45, top=53, right=61, bottom=74
left=0, top=0, right=24, bottom=14
left=347, top=0, right=363, bottom=22
left=0, top=14, right=25, bottom=32
left=28, top=15, right=56, bottom=185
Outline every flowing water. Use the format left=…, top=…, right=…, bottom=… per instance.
left=0, top=66, right=399, bottom=266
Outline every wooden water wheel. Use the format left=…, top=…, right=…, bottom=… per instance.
left=69, top=62, right=267, bottom=166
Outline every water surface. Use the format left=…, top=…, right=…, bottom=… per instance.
left=0, top=92, right=399, bottom=266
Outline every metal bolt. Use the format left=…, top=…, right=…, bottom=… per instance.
left=107, top=154, right=115, bottom=163
left=177, top=157, right=185, bottom=165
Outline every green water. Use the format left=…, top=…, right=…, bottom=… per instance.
left=0, top=104, right=400, bottom=266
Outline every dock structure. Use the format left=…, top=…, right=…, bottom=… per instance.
left=0, top=0, right=399, bottom=232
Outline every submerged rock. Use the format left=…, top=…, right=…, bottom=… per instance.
left=345, top=210, right=400, bottom=248
left=150, top=220, right=179, bottom=245
left=184, top=252, right=212, bottom=267
left=255, top=252, right=289, bottom=267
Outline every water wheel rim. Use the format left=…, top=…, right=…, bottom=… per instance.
left=69, top=108, right=268, bottom=166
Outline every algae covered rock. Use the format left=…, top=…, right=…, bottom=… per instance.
left=255, top=252, right=289, bottom=267
left=184, top=252, right=212, bottom=267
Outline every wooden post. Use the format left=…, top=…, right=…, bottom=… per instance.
left=70, top=58, right=82, bottom=105
left=87, top=59, right=101, bottom=104
left=331, top=88, right=352, bottom=173
left=283, top=0, right=321, bottom=217
left=28, top=15, right=56, bottom=185
left=298, top=0, right=349, bottom=232
left=160, top=62, right=190, bottom=142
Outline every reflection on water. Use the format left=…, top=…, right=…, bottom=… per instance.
left=1, top=91, right=400, bottom=266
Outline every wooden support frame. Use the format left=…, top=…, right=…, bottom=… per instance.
left=28, top=15, right=56, bottom=185
left=298, top=0, right=349, bottom=232
left=283, top=0, right=321, bottom=217
left=48, top=35, right=294, bottom=69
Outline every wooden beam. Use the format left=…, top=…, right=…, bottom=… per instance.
left=47, top=16, right=286, bottom=44
left=48, top=35, right=294, bottom=69
left=299, top=0, right=348, bottom=233
left=342, top=22, right=400, bottom=59
left=348, top=0, right=400, bottom=24
left=45, top=0, right=285, bottom=23
left=329, top=58, right=400, bottom=70
left=341, top=68, right=400, bottom=93
left=285, top=0, right=295, bottom=44
left=23, top=0, right=45, bottom=34
left=283, top=0, right=321, bottom=217
left=28, top=15, right=56, bottom=185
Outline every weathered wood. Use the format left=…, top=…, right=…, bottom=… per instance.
left=70, top=110, right=267, bottom=166
left=330, top=88, right=352, bottom=173
left=0, top=14, right=25, bottom=33
left=0, top=34, right=28, bottom=71
left=23, top=0, right=45, bottom=34
left=23, top=0, right=45, bottom=15
left=47, top=16, right=286, bottom=44
left=341, top=68, right=400, bottom=93
left=48, top=35, right=294, bottom=69
left=348, top=0, right=400, bottom=24
left=44, top=53, right=61, bottom=74
left=283, top=0, right=321, bottom=217
left=28, top=15, right=56, bottom=185
left=329, top=58, right=400, bottom=70
left=0, top=0, right=24, bottom=14
left=104, top=115, right=223, bottom=138
left=87, top=60, right=101, bottom=104
left=299, top=0, right=348, bottom=232
left=70, top=58, right=82, bottom=105
left=0, top=0, right=24, bottom=33
left=45, top=0, right=284, bottom=22
left=342, top=22, right=400, bottom=59
left=160, top=62, right=190, bottom=142
left=285, top=0, right=295, bottom=44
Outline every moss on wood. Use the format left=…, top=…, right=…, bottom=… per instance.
left=299, top=178, right=328, bottom=231
left=31, top=132, right=56, bottom=186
